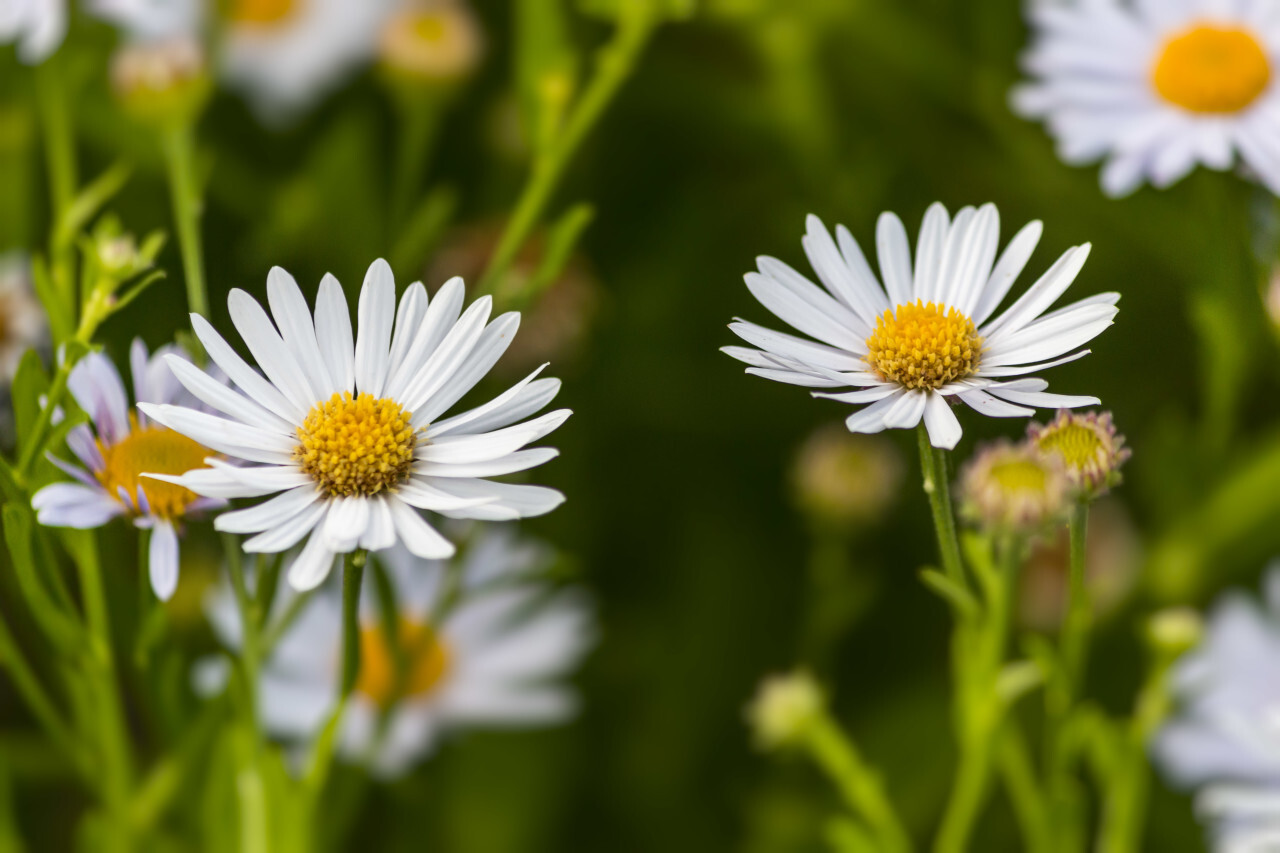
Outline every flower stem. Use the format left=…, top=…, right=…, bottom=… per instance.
left=161, top=124, right=209, bottom=323
left=477, top=3, right=657, bottom=295
left=1061, top=501, right=1091, bottom=691
left=917, top=424, right=964, bottom=582
left=340, top=551, right=368, bottom=697
left=806, top=713, right=913, bottom=853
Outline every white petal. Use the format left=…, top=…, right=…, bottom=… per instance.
left=323, top=497, right=369, bottom=552
left=427, top=479, right=564, bottom=520
left=802, top=214, right=887, bottom=325
left=149, top=521, right=180, bottom=601
left=383, top=277, right=465, bottom=401
left=31, top=483, right=122, bottom=528
left=400, top=295, right=493, bottom=413
left=144, top=468, right=277, bottom=499
left=243, top=500, right=328, bottom=553
left=412, top=312, right=521, bottom=425
left=214, top=486, right=320, bottom=534
left=973, top=220, right=1044, bottom=326
left=955, top=388, right=1036, bottom=418
left=354, top=259, right=395, bottom=398
left=67, top=352, right=129, bottom=445
left=985, top=388, right=1099, bottom=409
left=813, top=385, right=898, bottom=404
left=267, top=266, right=335, bottom=398
left=912, top=203, right=950, bottom=305
left=286, top=530, right=338, bottom=591
left=728, top=320, right=863, bottom=371
left=359, top=496, right=397, bottom=551
left=744, top=269, right=862, bottom=352
left=191, top=313, right=303, bottom=424
left=396, top=479, right=498, bottom=511
left=138, top=404, right=296, bottom=464
left=881, top=389, right=928, bottom=429
left=924, top=392, right=964, bottom=449
left=314, top=273, right=355, bottom=396
left=429, top=369, right=557, bottom=438
left=416, top=448, right=559, bottom=478
left=228, top=288, right=317, bottom=411
left=387, top=282, right=428, bottom=381
left=876, top=212, right=914, bottom=306
left=387, top=498, right=456, bottom=558
left=204, top=459, right=312, bottom=492
left=982, top=244, right=1093, bottom=338
left=164, top=355, right=294, bottom=434
left=844, top=390, right=906, bottom=434
left=421, top=410, right=570, bottom=464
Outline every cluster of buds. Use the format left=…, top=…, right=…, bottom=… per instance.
left=959, top=409, right=1130, bottom=535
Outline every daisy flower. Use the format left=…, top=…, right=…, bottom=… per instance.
left=1013, top=0, right=1280, bottom=197
left=31, top=340, right=223, bottom=600
left=1154, top=566, right=1280, bottom=852
left=220, top=0, right=395, bottom=118
left=0, top=253, right=49, bottom=384
left=206, top=530, right=594, bottom=778
left=723, top=204, right=1118, bottom=449
left=141, top=259, right=570, bottom=591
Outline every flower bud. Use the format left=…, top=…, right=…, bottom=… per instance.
left=746, top=671, right=824, bottom=750
left=959, top=440, right=1070, bottom=533
left=1145, top=607, right=1204, bottom=658
left=379, top=0, right=483, bottom=88
left=790, top=426, right=903, bottom=528
left=110, top=37, right=211, bottom=127
left=1027, top=409, right=1130, bottom=498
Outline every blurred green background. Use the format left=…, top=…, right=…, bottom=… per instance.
left=8, top=0, right=1280, bottom=849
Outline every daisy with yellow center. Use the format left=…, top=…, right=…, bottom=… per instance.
left=220, top=0, right=393, bottom=118
left=959, top=441, right=1070, bottom=532
left=204, top=532, right=594, bottom=777
left=724, top=204, right=1117, bottom=449
left=143, top=259, right=570, bottom=591
left=379, top=0, right=482, bottom=83
left=1013, top=2, right=1280, bottom=197
left=1028, top=409, right=1130, bottom=497
left=32, top=341, right=221, bottom=600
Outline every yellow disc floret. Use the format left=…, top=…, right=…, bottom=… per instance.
left=230, top=0, right=298, bottom=26
left=355, top=618, right=451, bottom=709
left=865, top=300, right=983, bottom=390
left=989, top=459, right=1050, bottom=494
left=1029, top=410, right=1130, bottom=495
left=98, top=425, right=211, bottom=519
left=295, top=392, right=419, bottom=498
left=1153, top=25, right=1271, bottom=114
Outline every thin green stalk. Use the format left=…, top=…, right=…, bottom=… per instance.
left=340, top=551, right=368, bottom=697
left=72, top=534, right=134, bottom=850
left=160, top=124, right=209, bottom=323
left=16, top=359, right=72, bottom=480
left=1098, top=658, right=1175, bottom=853
left=477, top=4, right=657, bottom=295
left=807, top=714, right=912, bottom=853
left=225, top=540, right=270, bottom=853
left=917, top=424, right=964, bottom=581
left=390, top=98, right=445, bottom=233
left=1061, top=501, right=1091, bottom=692
left=0, top=615, right=86, bottom=780
left=999, top=722, right=1053, bottom=853
left=34, top=60, right=77, bottom=314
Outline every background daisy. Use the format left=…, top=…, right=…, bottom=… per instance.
left=31, top=340, right=224, bottom=599
left=206, top=529, right=595, bottom=778
left=143, top=259, right=570, bottom=591
left=1013, top=0, right=1280, bottom=197
left=723, top=204, right=1118, bottom=449
left=0, top=0, right=65, bottom=63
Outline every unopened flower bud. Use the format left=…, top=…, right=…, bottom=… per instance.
left=379, top=0, right=483, bottom=87
left=746, top=670, right=824, bottom=750
left=1146, top=607, right=1204, bottom=658
left=959, top=440, right=1069, bottom=533
left=791, top=426, right=903, bottom=528
left=1027, top=409, right=1130, bottom=498
left=110, top=37, right=211, bottom=126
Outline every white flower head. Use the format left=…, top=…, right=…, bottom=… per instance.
left=1013, top=0, right=1280, bottom=197
left=31, top=340, right=224, bottom=600
left=0, top=252, right=49, bottom=383
left=1155, top=565, right=1280, bottom=851
left=142, top=259, right=570, bottom=592
left=206, top=529, right=594, bottom=778
left=88, top=0, right=203, bottom=43
left=723, top=204, right=1118, bottom=449
left=220, top=0, right=396, bottom=119
left=0, top=0, right=66, bottom=64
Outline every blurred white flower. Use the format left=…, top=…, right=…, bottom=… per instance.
left=0, top=253, right=48, bottom=383
left=723, top=204, right=1117, bottom=449
left=88, top=0, right=202, bottom=42
left=1013, top=0, right=1280, bottom=197
left=0, top=0, right=65, bottom=63
left=31, top=341, right=225, bottom=600
left=206, top=529, right=594, bottom=778
left=221, top=0, right=396, bottom=118
left=141, top=259, right=569, bottom=592
left=1154, top=566, right=1280, bottom=852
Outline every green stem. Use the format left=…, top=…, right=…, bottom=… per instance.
left=1098, top=659, right=1174, bottom=853
left=0, top=614, right=86, bottom=781
left=999, top=724, right=1053, bottom=853
left=477, top=3, right=657, bottom=295
left=389, top=97, right=445, bottom=234
left=225, top=542, right=270, bottom=853
left=1061, top=501, right=1091, bottom=692
left=917, top=424, right=964, bottom=582
left=72, top=534, right=134, bottom=850
left=16, top=359, right=72, bottom=481
left=807, top=714, right=912, bottom=853
left=161, top=124, right=209, bottom=323
left=340, top=551, right=368, bottom=697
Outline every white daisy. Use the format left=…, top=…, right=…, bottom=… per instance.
left=723, top=204, right=1118, bottom=449
left=88, top=0, right=203, bottom=43
left=141, top=258, right=570, bottom=592
left=206, top=530, right=594, bottom=778
left=220, top=0, right=395, bottom=118
left=0, top=0, right=65, bottom=64
left=1013, top=0, right=1280, bottom=197
left=1155, top=566, right=1280, bottom=852
left=31, top=340, right=224, bottom=600
left=0, top=252, right=49, bottom=383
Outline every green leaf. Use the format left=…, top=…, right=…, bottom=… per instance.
left=29, top=256, right=72, bottom=344
left=54, top=161, right=131, bottom=248
left=919, top=568, right=977, bottom=619
left=11, top=349, right=48, bottom=452
left=2, top=504, right=80, bottom=650
left=506, top=202, right=595, bottom=309
left=579, top=0, right=695, bottom=23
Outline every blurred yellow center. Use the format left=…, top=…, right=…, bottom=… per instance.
left=989, top=459, right=1049, bottom=495
left=410, top=13, right=447, bottom=43
left=1035, top=422, right=1102, bottom=471
left=97, top=425, right=210, bottom=519
left=356, top=619, right=451, bottom=709
left=295, top=392, right=418, bottom=498
left=865, top=301, right=982, bottom=390
left=1153, top=25, right=1271, bottom=113
left=230, top=0, right=298, bottom=26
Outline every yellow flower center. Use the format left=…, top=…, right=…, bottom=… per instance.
left=355, top=618, right=451, bottom=709
left=230, top=0, right=298, bottom=26
left=97, top=425, right=211, bottom=519
left=294, top=392, right=419, bottom=498
left=1153, top=25, right=1272, bottom=113
left=1035, top=422, right=1104, bottom=473
left=865, top=300, right=982, bottom=391
left=410, top=12, right=447, bottom=43
left=989, top=459, right=1049, bottom=495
